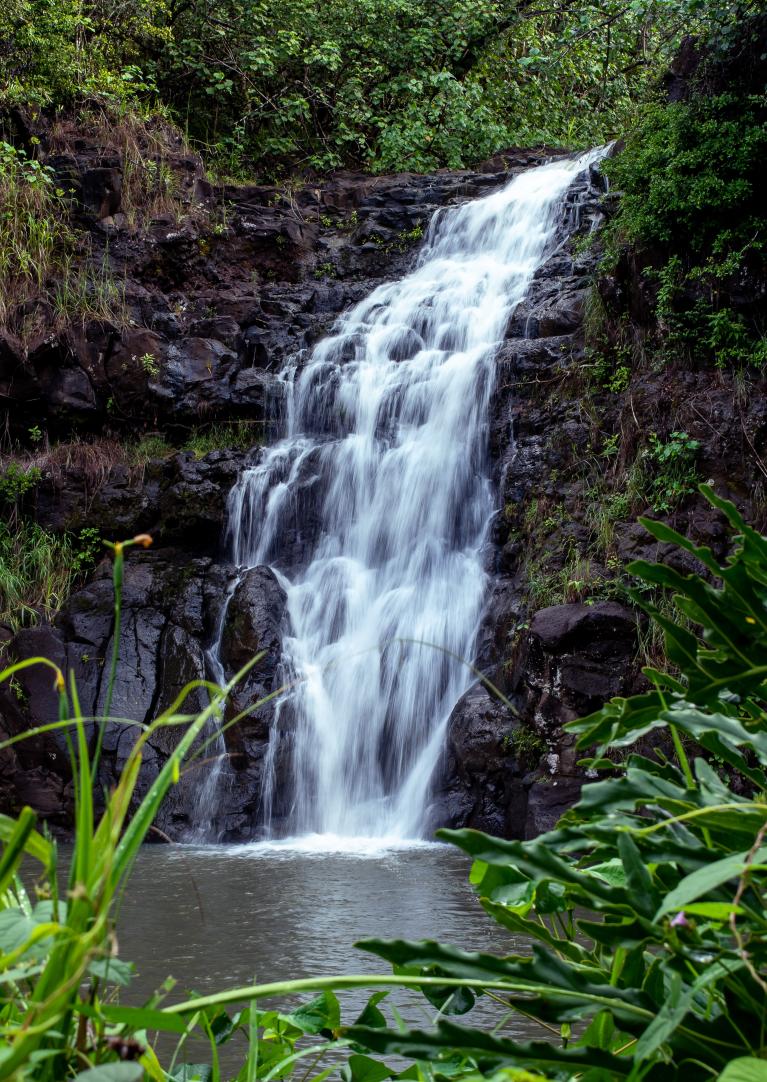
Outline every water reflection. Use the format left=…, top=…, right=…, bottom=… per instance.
left=118, top=843, right=536, bottom=1072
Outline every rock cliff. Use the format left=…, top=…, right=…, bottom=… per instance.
left=1, top=98, right=764, bottom=841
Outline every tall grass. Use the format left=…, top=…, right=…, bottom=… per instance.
left=0, top=143, right=61, bottom=328
left=182, top=421, right=263, bottom=458
left=0, top=141, right=126, bottom=335
left=0, top=521, right=81, bottom=632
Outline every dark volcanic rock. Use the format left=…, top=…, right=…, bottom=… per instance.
left=32, top=449, right=249, bottom=547
left=431, top=683, right=525, bottom=838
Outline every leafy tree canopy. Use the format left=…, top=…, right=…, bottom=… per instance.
left=0, top=0, right=762, bottom=176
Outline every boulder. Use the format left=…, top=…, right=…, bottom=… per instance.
left=432, top=682, right=526, bottom=837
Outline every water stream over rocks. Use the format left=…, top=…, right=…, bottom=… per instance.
left=195, top=149, right=607, bottom=842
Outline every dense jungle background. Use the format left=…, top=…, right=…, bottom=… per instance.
left=2, top=2, right=767, bottom=1080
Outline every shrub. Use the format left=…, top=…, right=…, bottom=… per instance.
left=646, top=430, right=701, bottom=513
left=0, top=141, right=125, bottom=333
left=345, top=485, right=767, bottom=1079
left=0, top=463, right=41, bottom=505
left=605, top=90, right=767, bottom=370
left=5, top=490, right=767, bottom=1080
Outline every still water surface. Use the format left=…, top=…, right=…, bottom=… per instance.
left=118, top=840, right=534, bottom=1069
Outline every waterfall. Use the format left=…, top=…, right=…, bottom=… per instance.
left=213, top=148, right=605, bottom=842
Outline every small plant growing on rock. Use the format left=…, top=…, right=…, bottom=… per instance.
left=128, top=433, right=172, bottom=464
left=0, top=463, right=42, bottom=505
left=646, top=429, right=701, bottom=513
left=138, top=350, right=159, bottom=377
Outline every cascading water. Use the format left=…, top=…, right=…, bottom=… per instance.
left=207, top=148, right=606, bottom=843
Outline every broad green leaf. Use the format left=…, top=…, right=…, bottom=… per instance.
left=588, top=859, right=627, bottom=887
left=342, top=1053, right=393, bottom=1082
left=353, top=991, right=390, bottom=1029
left=287, top=991, right=341, bottom=1034
left=349, top=1021, right=633, bottom=1075
left=717, top=1058, right=767, bottom=1082
left=676, top=902, right=744, bottom=919
left=632, top=971, right=689, bottom=1059
left=655, top=846, right=767, bottom=918
left=73, top=1065, right=144, bottom=1082
left=169, top=1067, right=212, bottom=1082
left=0, top=909, right=36, bottom=953
left=88, top=957, right=135, bottom=986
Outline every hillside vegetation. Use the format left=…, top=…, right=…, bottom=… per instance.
left=1, top=0, right=760, bottom=176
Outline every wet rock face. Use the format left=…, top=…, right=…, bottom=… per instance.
left=2, top=143, right=623, bottom=840
left=436, top=601, right=639, bottom=839
left=2, top=140, right=558, bottom=438
left=31, top=449, right=249, bottom=547
left=433, top=163, right=627, bottom=838
left=430, top=683, right=526, bottom=838
left=0, top=553, right=292, bottom=840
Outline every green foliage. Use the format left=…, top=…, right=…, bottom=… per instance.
left=2, top=0, right=757, bottom=176
left=342, top=486, right=767, bottom=1079
left=138, top=351, right=159, bottom=377
left=607, top=95, right=767, bottom=254
left=0, top=0, right=167, bottom=108
left=72, top=527, right=103, bottom=575
left=646, top=430, right=701, bottom=513
left=313, top=262, right=336, bottom=280
left=182, top=422, right=262, bottom=458
left=0, top=463, right=41, bottom=505
left=527, top=545, right=598, bottom=609
left=0, top=520, right=79, bottom=631
left=0, top=141, right=64, bottom=326
left=126, top=433, right=173, bottom=465
left=164, top=0, right=742, bottom=175
left=0, top=141, right=124, bottom=332
left=605, top=88, right=767, bottom=369
left=504, top=725, right=546, bottom=770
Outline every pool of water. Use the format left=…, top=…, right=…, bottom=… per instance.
left=117, top=838, right=533, bottom=1073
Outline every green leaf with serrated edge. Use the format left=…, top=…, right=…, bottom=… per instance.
left=636, top=510, right=724, bottom=575
left=481, top=900, right=586, bottom=962
left=436, top=832, right=632, bottom=909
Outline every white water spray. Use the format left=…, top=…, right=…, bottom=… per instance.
left=217, top=149, right=605, bottom=841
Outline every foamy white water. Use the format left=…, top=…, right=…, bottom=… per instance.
left=216, top=149, right=605, bottom=842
